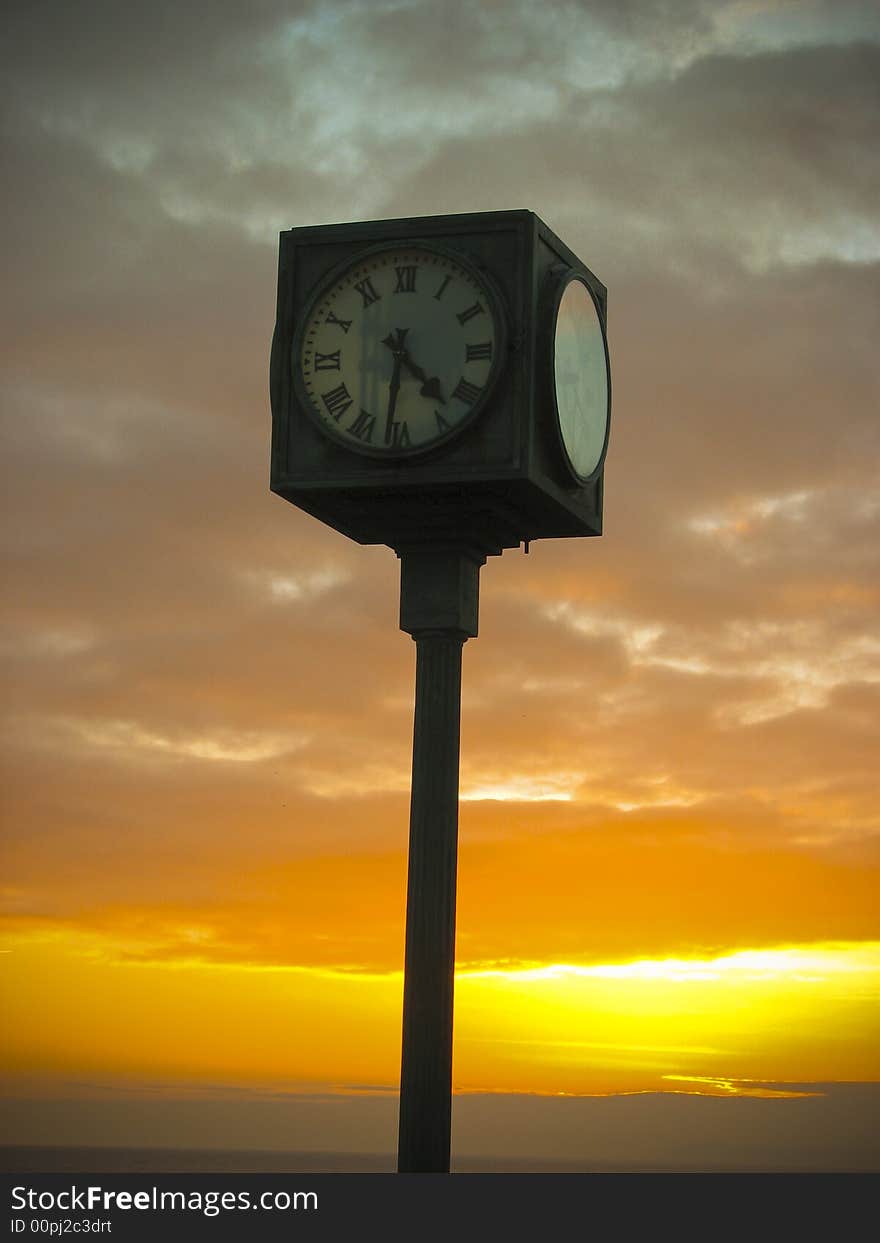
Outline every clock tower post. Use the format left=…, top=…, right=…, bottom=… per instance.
left=396, top=544, right=483, bottom=1173
left=270, top=210, right=610, bottom=1173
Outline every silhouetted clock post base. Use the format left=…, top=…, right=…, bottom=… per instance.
left=396, top=545, right=485, bottom=1174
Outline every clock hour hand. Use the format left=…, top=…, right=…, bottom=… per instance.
left=399, top=347, right=447, bottom=405
left=382, top=329, right=446, bottom=406
left=415, top=373, right=446, bottom=404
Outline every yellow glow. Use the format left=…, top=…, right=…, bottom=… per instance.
left=461, top=776, right=574, bottom=802
left=2, top=929, right=878, bottom=1100
left=662, top=1075, right=819, bottom=1099
left=453, top=942, right=880, bottom=1096
left=461, top=945, right=880, bottom=982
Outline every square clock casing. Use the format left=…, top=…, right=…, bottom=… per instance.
left=270, top=209, right=608, bottom=554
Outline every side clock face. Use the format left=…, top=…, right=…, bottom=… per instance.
left=294, top=243, right=505, bottom=458
left=553, top=275, right=610, bottom=482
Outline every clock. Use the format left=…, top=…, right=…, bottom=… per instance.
left=551, top=272, right=610, bottom=482
left=272, top=211, right=608, bottom=549
left=292, top=242, right=506, bottom=459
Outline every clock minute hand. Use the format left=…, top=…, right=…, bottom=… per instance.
left=382, top=328, right=408, bottom=444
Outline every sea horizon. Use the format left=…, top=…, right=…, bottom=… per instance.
left=3, top=1143, right=878, bottom=1176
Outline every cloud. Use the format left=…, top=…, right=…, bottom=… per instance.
left=373, top=40, right=880, bottom=273
left=1, top=2, right=878, bottom=991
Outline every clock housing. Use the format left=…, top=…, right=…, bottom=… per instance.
left=270, top=210, right=609, bottom=554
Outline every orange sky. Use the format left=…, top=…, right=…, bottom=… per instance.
left=2, top=0, right=879, bottom=1168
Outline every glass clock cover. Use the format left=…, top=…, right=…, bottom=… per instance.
left=295, top=244, right=503, bottom=458
left=553, top=277, right=609, bottom=481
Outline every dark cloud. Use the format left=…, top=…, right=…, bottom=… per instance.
left=377, top=40, right=880, bottom=272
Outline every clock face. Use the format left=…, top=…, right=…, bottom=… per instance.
left=294, top=243, right=504, bottom=458
left=553, top=276, right=610, bottom=482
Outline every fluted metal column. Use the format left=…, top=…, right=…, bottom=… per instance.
left=396, top=545, right=485, bottom=1174
left=398, top=632, right=463, bottom=1173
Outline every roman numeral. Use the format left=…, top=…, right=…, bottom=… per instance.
left=456, top=302, right=484, bottom=325
left=452, top=377, right=482, bottom=405
left=434, top=275, right=452, bottom=300
left=348, top=408, right=376, bottom=442
left=354, top=276, right=381, bottom=308
left=390, top=420, right=411, bottom=448
left=465, top=341, right=492, bottom=362
left=435, top=410, right=451, bottom=434
left=325, top=311, right=352, bottom=333
left=314, top=350, right=341, bottom=371
left=321, top=382, right=353, bottom=421
left=394, top=265, right=417, bottom=293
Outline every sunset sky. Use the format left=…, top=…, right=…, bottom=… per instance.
left=2, top=0, right=879, bottom=1170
